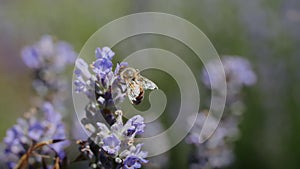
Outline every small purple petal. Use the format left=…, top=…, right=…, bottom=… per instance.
left=95, top=47, right=115, bottom=60
left=92, top=58, right=113, bottom=77
left=102, top=134, right=121, bottom=155
left=21, top=47, right=41, bottom=69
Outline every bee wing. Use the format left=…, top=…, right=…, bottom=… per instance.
left=139, top=76, right=158, bottom=90
left=126, top=81, right=142, bottom=104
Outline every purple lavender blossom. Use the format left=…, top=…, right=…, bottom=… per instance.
left=2, top=102, right=68, bottom=169
left=121, top=144, right=148, bottom=169
left=91, top=58, right=113, bottom=77
left=74, top=48, right=127, bottom=103
left=91, top=47, right=116, bottom=78
left=123, top=156, right=143, bottom=169
left=124, top=115, right=146, bottom=136
left=95, top=112, right=146, bottom=148
left=102, top=134, right=121, bottom=155
left=95, top=47, right=115, bottom=60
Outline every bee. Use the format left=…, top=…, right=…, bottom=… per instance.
left=120, top=67, right=158, bottom=105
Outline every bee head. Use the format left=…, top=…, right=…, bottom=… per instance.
left=120, top=67, right=137, bottom=80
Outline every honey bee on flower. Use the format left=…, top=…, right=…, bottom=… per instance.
left=119, top=67, right=158, bottom=105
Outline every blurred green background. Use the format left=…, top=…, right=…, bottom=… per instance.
left=0, top=0, right=300, bottom=169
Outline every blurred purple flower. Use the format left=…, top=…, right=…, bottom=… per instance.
left=2, top=102, right=68, bottom=169
left=21, top=35, right=76, bottom=72
left=188, top=56, right=256, bottom=169
left=202, top=56, right=257, bottom=96
left=21, top=35, right=77, bottom=100
left=186, top=112, right=236, bottom=169
left=21, top=47, right=41, bottom=69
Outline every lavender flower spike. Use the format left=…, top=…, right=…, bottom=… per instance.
left=74, top=47, right=150, bottom=169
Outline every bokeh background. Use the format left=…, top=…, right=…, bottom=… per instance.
left=0, top=0, right=299, bottom=169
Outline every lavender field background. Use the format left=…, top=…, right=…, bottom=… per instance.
left=0, top=0, right=300, bottom=169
